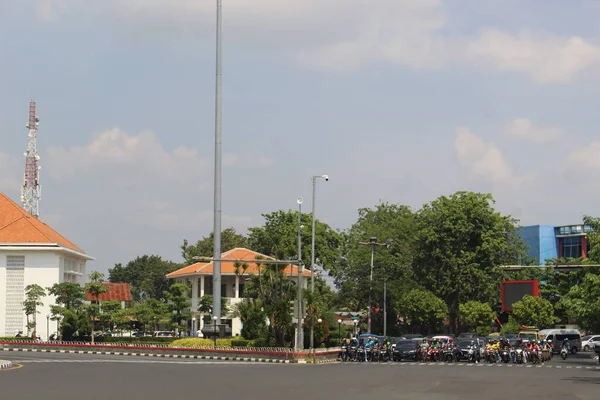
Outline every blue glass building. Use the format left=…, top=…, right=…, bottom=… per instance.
left=518, top=224, right=592, bottom=265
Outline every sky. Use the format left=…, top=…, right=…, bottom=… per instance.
left=2, top=0, right=600, bottom=275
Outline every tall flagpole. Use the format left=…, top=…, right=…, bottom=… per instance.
left=212, top=0, right=223, bottom=324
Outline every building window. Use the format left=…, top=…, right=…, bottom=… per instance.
left=6, top=255, right=25, bottom=267
left=5, top=265, right=25, bottom=334
left=562, top=236, right=583, bottom=258
left=204, top=279, right=213, bottom=296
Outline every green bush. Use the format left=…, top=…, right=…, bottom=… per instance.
left=231, top=339, right=250, bottom=347
left=0, top=337, right=18, bottom=341
left=169, top=338, right=234, bottom=348
left=248, top=338, right=270, bottom=348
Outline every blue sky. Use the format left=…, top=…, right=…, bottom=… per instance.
left=2, top=0, right=600, bottom=274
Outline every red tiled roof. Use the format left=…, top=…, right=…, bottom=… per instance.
left=85, top=283, right=132, bottom=302
left=167, top=248, right=312, bottom=278
left=0, top=192, right=85, bottom=254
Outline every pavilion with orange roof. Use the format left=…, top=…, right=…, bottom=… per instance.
left=167, top=248, right=311, bottom=337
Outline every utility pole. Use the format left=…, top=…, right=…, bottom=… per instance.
left=212, top=0, right=223, bottom=324
left=296, top=197, right=304, bottom=350
left=359, top=237, right=389, bottom=334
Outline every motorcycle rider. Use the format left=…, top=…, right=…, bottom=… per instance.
left=364, top=336, right=375, bottom=361
left=561, top=338, right=570, bottom=353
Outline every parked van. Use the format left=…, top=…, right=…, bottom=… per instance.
left=539, top=329, right=582, bottom=354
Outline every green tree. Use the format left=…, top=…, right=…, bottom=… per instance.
left=334, top=203, right=417, bottom=332
left=198, top=295, right=230, bottom=325
left=181, top=228, right=248, bottom=264
left=511, top=295, right=558, bottom=328
left=132, top=299, right=170, bottom=332
left=85, top=271, right=109, bottom=344
left=109, top=255, right=181, bottom=301
left=22, top=284, right=46, bottom=338
left=459, top=301, right=495, bottom=336
left=165, top=283, right=192, bottom=335
left=248, top=210, right=343, bottom=272
left=412, top=191, right=526, bottom=332
left=47, top=282, right=88, bottom=340
left=557, top=273, right=600, bottom=333
left=396, top=288, right=448, bottom=334
left=500, top=316, right=521, bottom=335
left=240, top=258, right=297, bottom=346
left=232, top=299, right=268, bottom=340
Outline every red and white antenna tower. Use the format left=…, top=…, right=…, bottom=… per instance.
left=21, top=101, right=41, bottom=218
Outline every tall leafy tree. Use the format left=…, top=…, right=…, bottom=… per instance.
left=85, top=271, right=109, bottom=344
left=132, top=299, right=170, bottom=332
left=232, top=299, right=268, bottom=340
left=412, top=191, right=526, bottom=332
left=335, top=203, right=417, bottom=331
left=109, top=255, right=181, bottom=301
left=181, top=228, right=248, bottom=264
left=23, top=284, right=46, bottom=338
left=558, top=273, right=600, bottom=333
left=248, top=210, right=343, bottom=271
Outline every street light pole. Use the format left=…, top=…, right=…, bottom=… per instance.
left=212, top=0, right=223, bottom=325
left=383, top=278, right=387, bottom=337
left=46, top=314, right=50, bottom=341
left=212, top=315, right=218, bottom=348
left=359, top=237, right=388, bottom=334
left=296, top=197, right=303, bottom=351
left=310, top=174, right=328, bottom=351
left=337, top=319, right=342, bottom=344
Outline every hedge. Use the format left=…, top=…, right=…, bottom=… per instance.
left=169, top=338, right=235, bottom=348
left=101, top=337, right=176, bottom=344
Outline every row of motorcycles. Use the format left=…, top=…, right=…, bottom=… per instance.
left=339, top=340, right=564, bottom=364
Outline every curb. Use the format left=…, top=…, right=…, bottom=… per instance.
left=0, top=348, right=290, bottom=363
left=0, top=360, right=12, bottom=369
left=316, top=358, right=339, bottom=364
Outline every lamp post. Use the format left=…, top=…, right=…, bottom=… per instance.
left=337, top=319, right=342, bottom=344
left=212, top=315, right=218, bottom=349
left=192, top=317, right=196, bottom=337
left=353, top=320, right=358, bottom=336
left=358, top=237, right=389, bottom=333
left=46, top=314, right=50, bottom=342
left=295, top=197, right=304, bottom=351
left=310, top=174, right=328, bottom=352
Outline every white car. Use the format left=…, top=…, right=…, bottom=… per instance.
left=581, top=335, right=600, bottom=352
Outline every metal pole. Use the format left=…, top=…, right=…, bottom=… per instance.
left=310, top=177, right=316, bottom=351
left=368, top=247, right=374, bottom=333
left=212, top=0, right=223, bottom=323
left=296, top=199, right=303, bottom=350
left=383, top=279, right=387, bottom=337
left=46, top=316, right=49, bottom=341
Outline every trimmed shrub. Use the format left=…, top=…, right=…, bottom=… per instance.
left=248, top=338, right=270, bottom=348
left=231, top=339, right=250, bottom=348
left=101, top=336, right=176, bottom=344
left=169, top=338, right=234, bottom=348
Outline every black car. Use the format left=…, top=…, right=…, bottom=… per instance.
left=393, top=340, right=420, bottom=361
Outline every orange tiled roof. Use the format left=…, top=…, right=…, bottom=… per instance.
left=167, top=248, right=312, bottom=278
left=0, top=192, right=85, bottom=254
left=85, top=283, right=132, bottom=302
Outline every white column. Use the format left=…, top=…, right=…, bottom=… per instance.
left=191, top=277, right=198, bottom=312
left=235, top=275, right=239, bottom=299
left=200, top=276, right=205, bottom=297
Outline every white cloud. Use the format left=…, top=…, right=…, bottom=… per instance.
left=503, top=118, right=563, bottom=143
left=465, top=30, right=600, bottom=84
left=36, top=0, right=66, bottom=22
left=454, top=127, right=524, bottom=185
left=41, top=0, right=600, bottom=84
left=568, top=141, right=600, bottom=169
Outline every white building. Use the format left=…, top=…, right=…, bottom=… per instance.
left=167, top=248, right=311, bottom=337
left=0, top=192, right=94, bottom=338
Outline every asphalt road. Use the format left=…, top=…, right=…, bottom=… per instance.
left=1, top=352, right=599, bottom=400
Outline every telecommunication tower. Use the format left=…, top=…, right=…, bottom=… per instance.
left=21, top=101, right=41, bottom=218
